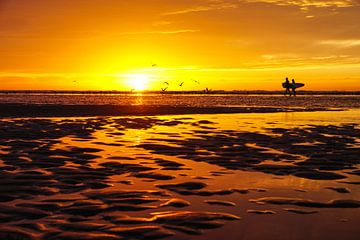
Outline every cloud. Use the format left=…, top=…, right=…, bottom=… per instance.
left=0, top=29, right=199, bottom=40
left=195, top=63, right=360, bottom=72
left=261, top=54, right=301, bottom=60
left=163, top=0, right=238, bottom=15
left=242, top=0, right=358, bottom=8
left=318, top=39, right=360, bottom=48
left=0, top=72, right=89, bottom=78
left=258, top=54, right=360, bottom=68
left=153, top=21, right=172, bottom=26
left=119, top=29, right=200, bottom=35
left=0, top=34, right=93, bottom=40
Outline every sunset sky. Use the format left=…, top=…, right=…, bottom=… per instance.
left=1, top=0, right=360, bottom=91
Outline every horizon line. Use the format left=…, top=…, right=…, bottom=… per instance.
left=1, top=90, right=360, bottom=95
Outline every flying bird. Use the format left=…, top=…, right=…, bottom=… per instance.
left=161, top=87, right=168, bottom=92
left=179, top=82, right=184, bottom=87
left=164, top=81, right=169, bottom=85
left=193, top=79, right=200, bottom=84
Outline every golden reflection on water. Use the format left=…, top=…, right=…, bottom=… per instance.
left=34, top=110, right=360, bottom=239
left=1, top=109, right=360, bottom=240
left=52, top=110, right=360, bottom=197
left=133, top=93, right=144, bottom=105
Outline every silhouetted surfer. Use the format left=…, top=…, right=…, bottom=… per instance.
left=291, top=79, right=297, bottom=96
left=284, top=77, right=291, bottom=96
left=283, top=78, right=304, bottom=96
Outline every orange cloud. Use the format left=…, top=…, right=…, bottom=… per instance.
left=318, top=39, right=360, bottom=48
left=243, top=0, right=358, bottom=8
left=163, top=0, right=238, bottom=15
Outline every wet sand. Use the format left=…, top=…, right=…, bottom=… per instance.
left=0, top=104, right=337, bottom=118
left=0, top=110, right=359, bottom=240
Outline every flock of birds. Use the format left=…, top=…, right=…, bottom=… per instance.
left=153, top=63, right=211, bottom=93
left=72, top=62, right=213, bottom=93
left=160, top=79, right=204, bottom=92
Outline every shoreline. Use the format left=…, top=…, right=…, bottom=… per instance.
left=0, top=104, right=342, bottom=118
left=1, top=90, right=360, bottom=95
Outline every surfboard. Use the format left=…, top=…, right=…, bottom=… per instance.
left=282, top=82, right=305, bottom=89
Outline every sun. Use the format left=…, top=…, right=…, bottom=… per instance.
left=126, top=74, right=150, bottom=91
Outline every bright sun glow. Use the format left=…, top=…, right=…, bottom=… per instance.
left=125, top=74, right=150, bottom=91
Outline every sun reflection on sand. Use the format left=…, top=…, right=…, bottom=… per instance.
left=0, top=110, right=359, bottom=239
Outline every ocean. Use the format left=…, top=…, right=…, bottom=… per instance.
left=1, top=93, right=360, bottom=109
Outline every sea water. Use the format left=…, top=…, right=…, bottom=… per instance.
left=0, top=93, right=360, bottom=109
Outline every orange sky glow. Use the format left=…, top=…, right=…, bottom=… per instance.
left=1, top=0, right=360, bottom=91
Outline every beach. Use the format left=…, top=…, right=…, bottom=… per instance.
left=0, top=101, right=359, bottom=240
left=2, top=0, right=360, bottom=238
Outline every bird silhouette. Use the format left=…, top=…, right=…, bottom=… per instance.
left=161, top=87, right=168, bottom=92
left=193, top=79, right=200, bottom=84
left=204, top=88, right=211, bottom=93
left=152, top=64, right=158, bottom=67
left=179, top=82, right=184, bottom=87
left=164, top=82, right=169, bottom=85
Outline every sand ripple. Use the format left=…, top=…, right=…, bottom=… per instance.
left=0, top=115, right=359, bottom=239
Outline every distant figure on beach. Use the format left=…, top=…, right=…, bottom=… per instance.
left=282, top=78, right=305, bottom=96
left=291, top=79, right=297, bottom=96
left=284, top=77, right=291, bottom=96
